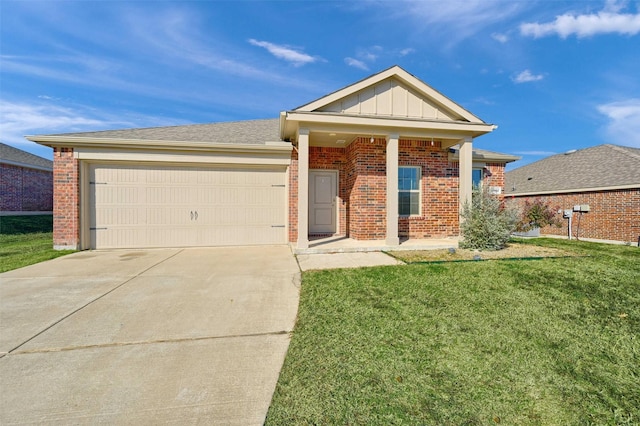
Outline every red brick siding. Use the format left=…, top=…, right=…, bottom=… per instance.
left=346, top=137, right=387, bottom=240
left=0, top=163, right=53, bottom=211
left=52, top=148, right=80, bottom=248
left=398, top=140, right=460, bottom=238
left=484, top=163, right=505, bottom=193
left=507, top=189, right=640, bottom=243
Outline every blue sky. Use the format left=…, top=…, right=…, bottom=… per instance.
left=2, top=0, right=639, bottom=169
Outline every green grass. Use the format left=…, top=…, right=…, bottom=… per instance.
left=0, top=214, right=53, bottom=234
left=267, top=239, right=640, bottom=425
left=0, top=216, right=71, bottom=272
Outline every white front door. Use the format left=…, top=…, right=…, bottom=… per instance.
left=309, top=170, right=337, bottom=234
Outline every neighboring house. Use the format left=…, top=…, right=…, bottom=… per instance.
left=505, top=144, right=640, bottom=244
left=28, top=65, right=519, bottom=250
left=0, top=142, right=53, bottom=213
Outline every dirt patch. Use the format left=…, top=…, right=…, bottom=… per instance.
left=390, top=243, right=578, bottom=263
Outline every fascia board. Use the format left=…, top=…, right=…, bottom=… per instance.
left=286, top=111, right=495, bottom=135
left=507, top=183, right=640, bottom=196
left=449, top=152, right=521, bottom=163
left=27, top=135, right=293, bottom=154
left=0, top=159, right=53, bottom=172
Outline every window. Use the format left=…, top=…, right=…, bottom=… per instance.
left=472, top=168, right=483, bottom=188
left=398, top=166, right=420, bottom=216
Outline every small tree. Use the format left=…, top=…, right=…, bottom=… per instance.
left=460, top=189, right=518, bottom=251
left=516, top=199, right=562, bottom=232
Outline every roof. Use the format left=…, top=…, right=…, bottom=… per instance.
left=505, top=144, right=640, bottom=195
left=35, top=119, right=281, bottom=145
left=0, top=142, right=53, bottom=171
left=449, top=146, right=520, bottom=163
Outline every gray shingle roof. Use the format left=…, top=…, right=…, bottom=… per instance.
left=505, top=144, right=640, bottom=195
left=46, top=119, right=281, bottom=145
left=0, top=142, right=53, bottom=170
left=449, top=146, right=520, bottom=163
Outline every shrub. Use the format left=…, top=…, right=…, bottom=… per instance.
left=516, top=199, right=562, bottom=232
left=460, top=190, right=518, bottom=251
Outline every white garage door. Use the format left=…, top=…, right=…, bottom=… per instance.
left=89, top=164, right=287, bottom=249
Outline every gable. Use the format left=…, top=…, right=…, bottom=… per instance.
left=292, top=65, right=485, bottom=124
left=316, top=77, right=463, bottom=121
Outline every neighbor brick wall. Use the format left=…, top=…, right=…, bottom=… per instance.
left=52, top=147, right=80, bottom=249
left=0, top=163, right=53, bottom=211
left=507, top=189, right=640, bottom=243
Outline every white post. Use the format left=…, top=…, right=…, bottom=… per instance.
left=297, top=128, right=310, bottom=249
left=459, top=136, right=473, bottom=227
left=386, top=133, right=400, bottom=246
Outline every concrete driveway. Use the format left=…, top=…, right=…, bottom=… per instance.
left=0, top=246, right=300, bottom=425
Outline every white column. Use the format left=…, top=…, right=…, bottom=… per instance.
left=386, top=133, right=400, bottom=246
left=459, top=136, right=473, bottom=226
left=297, top=128, right=310, bottom=249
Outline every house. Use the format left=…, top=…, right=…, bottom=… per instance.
left=0, top=142, right=53, bottom=213
left=28, top=65, right=519, bottom=251
left=505, top=144, right=640, bottom=244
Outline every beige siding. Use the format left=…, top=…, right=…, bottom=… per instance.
left=319, top=78, right=458, bottom=120
left=89, top=164, right=286, bottom=249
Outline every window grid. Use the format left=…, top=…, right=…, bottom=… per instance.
left=398, top=166, right=421, bottom=216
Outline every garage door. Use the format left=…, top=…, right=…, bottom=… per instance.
left=89, top=164, right=287, bottom=249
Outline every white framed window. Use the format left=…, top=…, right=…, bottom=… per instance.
left=398, top=166, right=421, bottom=216
left=472, top=168, right=483, bottom=188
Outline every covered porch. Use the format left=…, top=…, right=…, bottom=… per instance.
left=280, top=66, right=497, bottom=251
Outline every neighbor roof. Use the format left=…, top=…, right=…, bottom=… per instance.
left=0, top=142, right=53, bottom=171
left=33, top=119, right=281, bottom=145
left=505, top=144, right=640, bottom=195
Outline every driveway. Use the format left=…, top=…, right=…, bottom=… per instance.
left=0, top=246, right=300, bottom=425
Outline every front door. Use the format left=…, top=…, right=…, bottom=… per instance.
left=309, top=170, right=337, bottom=234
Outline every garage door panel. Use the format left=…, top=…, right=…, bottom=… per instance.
left=89, top=164, right=286, bottom=249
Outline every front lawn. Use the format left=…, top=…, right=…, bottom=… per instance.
left=267, top=239, right=640, bottom=424
left=0, top=215, right=71, bottom=272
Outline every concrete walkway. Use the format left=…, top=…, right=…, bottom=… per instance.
left=0, top=246, right=300, bottom=425
left=296, top=251, right=404, bottom=271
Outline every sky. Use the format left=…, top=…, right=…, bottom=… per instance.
left=1, top=0, right=639, bottom=170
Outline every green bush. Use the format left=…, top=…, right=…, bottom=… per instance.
left=460, top=190, right=518, bottom=250
left=516, top=198, right=562, bottom=232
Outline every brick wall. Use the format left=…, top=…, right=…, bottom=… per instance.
left=52, top=147, right=80, bottom=249
left=484, top=163, right=505, bottom=192
left=346, top=137, right=387, bottom=240
left=398, top=140, right=460, bottom=238
left=0, top=163, right=53, bottom=211
left=507, top=189, right=640, bottom=243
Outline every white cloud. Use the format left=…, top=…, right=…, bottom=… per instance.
left=491, top=32, right=509, bottom=43
left=392, top=0, right=526, bottom=44
left=0, top=100, right=175, bottom=147
left=597, top=99, right=640, bottom=147
left=512, top=69, right=545, bottom=83
left=345, top=57, right=369, bottom=71
left=520, top=4, right=640, bottom=38
left=248, top=39, right=319, bottom=66
left=399, top=48, right=416, bottom=56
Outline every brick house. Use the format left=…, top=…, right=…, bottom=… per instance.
left=505, top=144, right=640, bottom=244
left=0, top=142, right=53, bottom=213
left=28, top=66, right=518, bottom=250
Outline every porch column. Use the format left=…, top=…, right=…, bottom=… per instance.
left=297, top=128, right=310, bottom=249
left=459, top=136, right=473, bottom=222
left=386, top=133, right=400, bottom=246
